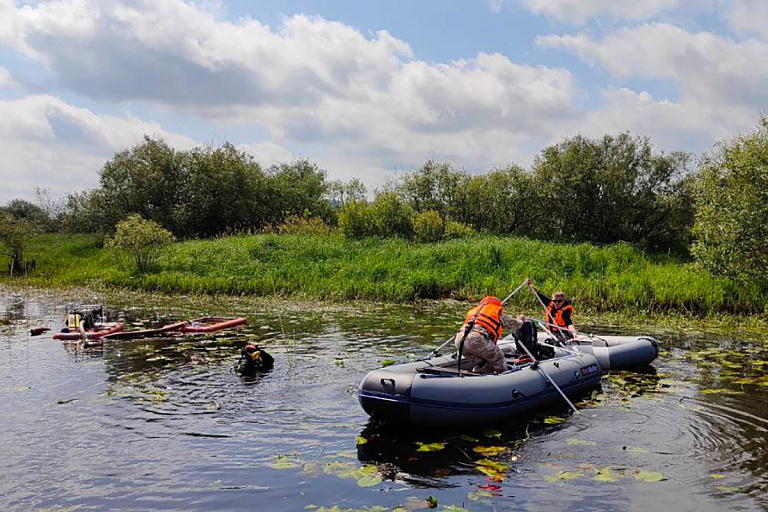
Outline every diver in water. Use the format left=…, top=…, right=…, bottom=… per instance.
left=236, top=344, right=274, bottom=377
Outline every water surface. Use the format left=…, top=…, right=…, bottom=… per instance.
left=1, top=288, right=766, bottom=511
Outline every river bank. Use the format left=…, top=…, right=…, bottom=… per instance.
left=2, top=233, right=766, bottom=318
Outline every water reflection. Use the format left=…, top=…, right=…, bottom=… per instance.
left=0, top=287, right=767, bottom=511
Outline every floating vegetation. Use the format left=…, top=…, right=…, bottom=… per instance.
left=545, top=470, right=583, bottom=482
left=415, top=442, right=446, bottom=453
left=633, top=470, right=665, bottom=482
left=567, top=438, right=597, bottom=446
left=268, top=455, right=301, bottom=470
left=543, top=416, right=567, bottom=425
left=472, top=446, right=508, bottom=456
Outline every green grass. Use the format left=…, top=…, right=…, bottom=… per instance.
left=2, top=233, right=766, bottom=316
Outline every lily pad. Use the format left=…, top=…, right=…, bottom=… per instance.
left=545, top=470, right=583, bottom=482
left=567, top=438, right=597, bottom=446
left=593, top=467, right=620, bottom=482
left=356, top=475, right=382, bottom=487
left=381, top=360, right=396, bottom=366
left=634, top=470, right=665, bottom=482
left=711, top=473, right=726, bottom=479
left=268, top=455, right=300, bottom=470
left=415, top=442, right=446, bottom=452
left=473, top=446, right=508, bottom=456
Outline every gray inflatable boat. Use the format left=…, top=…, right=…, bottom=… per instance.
left=555, top=334, right=659, bottom=370
left=358, top=348, right=602, bottom=427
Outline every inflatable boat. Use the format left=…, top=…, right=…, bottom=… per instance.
left=557, top=334, right=658, bottom=371
left=358, top=344, right=602, bottom=427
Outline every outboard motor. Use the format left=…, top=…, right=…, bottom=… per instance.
left=236, top=344, right=274, bottom=377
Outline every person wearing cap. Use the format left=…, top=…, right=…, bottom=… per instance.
left=526, top=278, right=576, bottom=341
left=455, top=296, right=526, bottom=374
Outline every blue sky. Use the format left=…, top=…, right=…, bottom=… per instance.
left=1, top=0, right=768, bottom=203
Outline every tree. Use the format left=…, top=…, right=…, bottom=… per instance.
left=328, top=178, right=367, bottom=207
left=454, top=165, right=544, bottom=235
left=532, top=133, right=693, bottom=250
left=692, top=118, right=768, bottom=285
left=267, top=159, right=331, bottom=224
left=0, top=213, right=37, bottom=275
left=397, top=161, right=467, bottom=219
left=107, top=214, right=175, bottom=273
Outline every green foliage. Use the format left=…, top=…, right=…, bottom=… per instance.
left=369, top=192, right=415, bottom=238
left=455, top=165, right=542, bottom=235
left=328, top=178, right=367, bottom=206
left=277, top=215, right=333, bottom=236
left=0, top=213, right=37, bottom=275
left=338, top=201, right=375, bottom=239
left=444, top=220, right=475, bottom=240
left=692, top=118, right=768, bottom=286
left=397, top=161, right=467, bottom=218
left=413, top=210, right=445, bottom=243
left=532, top=133, right=693, bottom=251
left=0, top=199, right=50, bottom=231
left=267, top=159, right=331, bottom=224
left=8, top=232, right=766, bottom=315
left=107, top=214, right=175, bottom=273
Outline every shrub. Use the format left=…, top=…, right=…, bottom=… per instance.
left=277, top=215, right=332, bottom=236
left=339, top=201, right=374, bottom=239
left=413, top=210, right=445, bottom=243
left=0, top=213, right=37, bottom=275
left=107, top=214, right=175, bottom=273
left=444, top=220, right=475, bottom=240
left=369, top=192, right=414, bottom=238
left=692, top=117, right=768, bottom=286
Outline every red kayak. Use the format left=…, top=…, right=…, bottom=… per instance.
left=54, top=322, right=125, bottom=341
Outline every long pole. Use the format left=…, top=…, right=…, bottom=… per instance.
left=516, top=336, right=579, bottom=413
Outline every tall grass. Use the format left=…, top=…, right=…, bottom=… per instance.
left=2, top=233, right=765, bottom=315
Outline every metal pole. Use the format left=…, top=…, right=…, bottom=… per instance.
left=517, top=337, right=579, bottom=413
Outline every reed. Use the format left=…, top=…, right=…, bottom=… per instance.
left=3, top=233, right=765, bottom=315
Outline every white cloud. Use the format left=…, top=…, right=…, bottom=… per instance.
left=0, top=94, right=197, bottom=202
left=538, top=23, right=768, bottom=107
left=0, top=0, right=577, bottom=173
left=241, top=141, right=293, bottom=168
left=728, top=0, right=768, bottom=38
left=522, top=0, right=711, bottom=23
left=0, top=66, right=17, bottom=87
left=579, top=88, right=755, bottom=153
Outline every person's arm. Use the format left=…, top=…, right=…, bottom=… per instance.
left=525, top=278, right=551, bottom=305
left=560, top=308, right=578, bottom=339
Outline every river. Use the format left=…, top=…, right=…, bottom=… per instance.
left=1, top=287, right=766, bottom=511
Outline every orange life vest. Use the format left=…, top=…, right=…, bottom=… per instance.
left=465, top=296, right=504, bottom=343
left=547, top=300, right=574, bottom=331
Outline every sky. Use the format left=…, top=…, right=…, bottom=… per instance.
left=1, top=0, right=768, bottom=204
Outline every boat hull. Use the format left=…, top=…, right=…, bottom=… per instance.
left=358, top=353, right=602, bottom=427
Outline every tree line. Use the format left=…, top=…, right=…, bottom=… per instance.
left=2, top=119, right=767, bottom=288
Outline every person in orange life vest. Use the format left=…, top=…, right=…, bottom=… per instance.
left=526, top=278, right=576, bottom=341
left=455, top=296, right=525, bottom=374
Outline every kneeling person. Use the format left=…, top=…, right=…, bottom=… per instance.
left=455, top=296, right=524, bottom=374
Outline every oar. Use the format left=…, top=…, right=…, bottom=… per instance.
left=429, top=279, right=529, bottom=358
left=516, top=333, right=579, bottom=413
